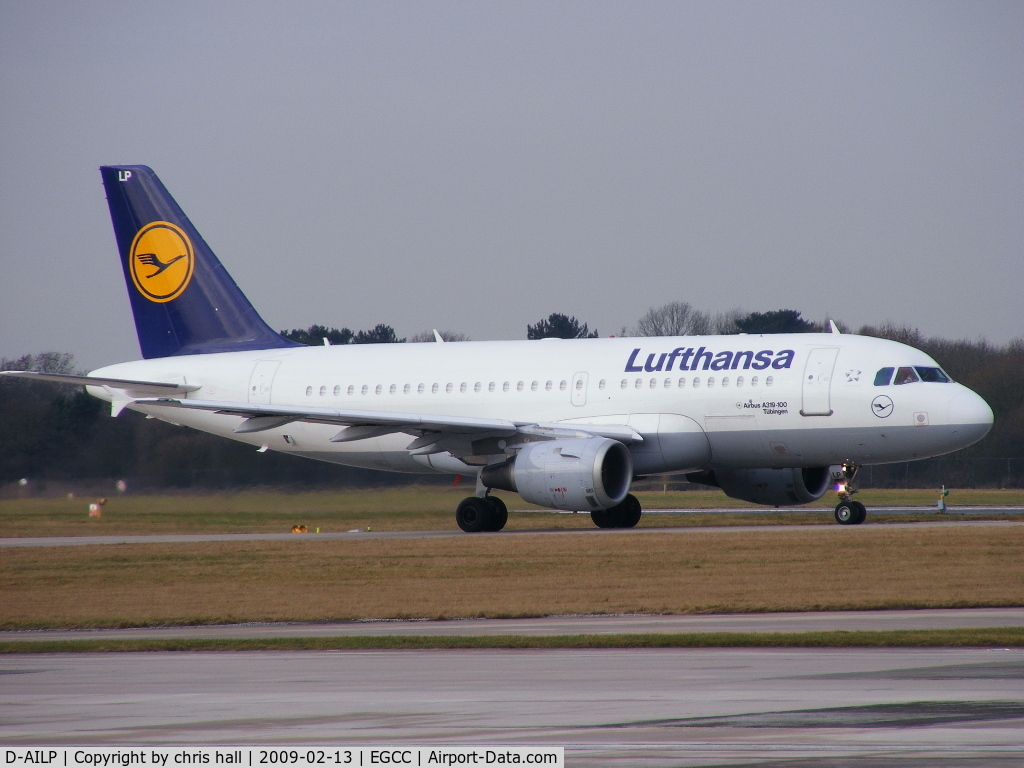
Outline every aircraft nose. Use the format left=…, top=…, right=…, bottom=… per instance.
left=947, top=389, right=994, bottom=446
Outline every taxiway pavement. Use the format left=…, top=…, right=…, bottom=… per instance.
left=2, top=608, right=1023, bottom=643
left=2, top=647, right=1021, bottom=766
left=1, top=516, right=1021, bottom=548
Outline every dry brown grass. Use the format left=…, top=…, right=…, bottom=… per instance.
left=3, top=524, right=1021, bottom=628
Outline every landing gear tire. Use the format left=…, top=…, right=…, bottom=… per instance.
left=851, top=500, right=867, bottom=525
left=484, top=496, right=508, bottom=532
left=835, top=501, right=856, bottom=525
left=456, top=496, right=494, bottom=532
left=591, top=494, right=643, bottom=529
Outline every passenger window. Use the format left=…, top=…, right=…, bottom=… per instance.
left=319, top=385, right=326, bottom=396
left=635, top=379, right=642, bottom=389
left=347, top=385, right=354, bottom=396
left=446, top=383, right=454, bottom=393
left=460, top=382, right=467, bottom=393
left=678, top=378, right=686, bottom=388
left=707, top=377, right=715, bottom=388
left=620, top=379, right=627, bottom=389
left=559, top=380, right=567, bottom=391
left=736, top=376, right=744, bottom=387
left=305, top=386, right=312, bottom=396
left=488, top=382, right=495, bottom=392
left=693, top=377, right=700, bottom=388
left=403, top=383, right=410, bottom=394
left=598, top=379, right=606, bottom=390
left=649, top=378, right=656, bottom=389
left=361, top=385, right=368, bottom=395
left=893, top=367, right=919, bottom=385
left=431, top=383, right=439, bottom=394
left=915, top=367, right=951, bottom=383
left=375, top=384, right=382, bottom=395
left=389, top=384, right=396, bottom=395
left=722, top=377, right=729, bottom=387
left=766, top=376, right=773, bottom=386
left=545, top=380, right=553, bottom=391
left=874, top=367, right=894, bottom=386
left=503, top=382, right=509, bottom=392
left=531, top=381, right=539, bottom=391
left=417, top=383, right=425, bottom=394
left=333, top=385, right=340, bottom=396
left=664, top=378, right=671, bottom=388
left=517, top=381, right=524, bottom=391
left=474, top=382, right=482, bottom=393
left=751, top=376, right=758, bottom=386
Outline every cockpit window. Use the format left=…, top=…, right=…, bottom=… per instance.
left=893, top=366, right=920, bottom=385
left=874, top=367, right=894, bottom=386
left=915, top=366, right=951, bottom=383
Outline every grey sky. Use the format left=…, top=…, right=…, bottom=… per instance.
left=1, top=1, right=1021, bottom=370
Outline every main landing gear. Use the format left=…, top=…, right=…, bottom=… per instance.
left=455, top=495, right=508, bottom=533
left=834, top=463, right=866, bottom=525
left=590, top=494, right=643, bottom=529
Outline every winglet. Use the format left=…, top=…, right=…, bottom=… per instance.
left=433, top=329, right=444, bottom=343
left=829, top=319, right=841, bottom=334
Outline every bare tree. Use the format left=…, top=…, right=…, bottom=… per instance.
left=634, top=302, right=697, bottom=337
left=409, top=330, right=470, bottom=343
left=632, top=302, right=741, bottom=337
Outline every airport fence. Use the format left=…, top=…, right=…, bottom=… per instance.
left=6, top=458, right=1023, bottom=496
left=854, top=457, right=1024, bottom=489
left=107, top=456, right=1024, bottom=491
left=640, top=457, right=1024, bottom=492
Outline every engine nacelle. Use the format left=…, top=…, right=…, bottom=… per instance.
left=687, top=466, right=831, bottom=506
left=481, top=438, right=632, bottom=511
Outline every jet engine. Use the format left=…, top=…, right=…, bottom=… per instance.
left=481, top=437, right=632, bottom=511
left=686, top=466, right=831, bottom=506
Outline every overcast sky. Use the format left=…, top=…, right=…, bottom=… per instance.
left=1, top=1, right=1021, bottom=369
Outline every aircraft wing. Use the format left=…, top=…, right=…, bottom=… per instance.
left=0, top=370, right=201, bottom=396
left=133, top=397, right=642, bottom=455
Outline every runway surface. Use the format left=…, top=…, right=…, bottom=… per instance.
left=2, top=516, right=1022, bottom=548
left=3, top=608, right=1022, bottom=643
left=2, top=648, right=1022, bottom=766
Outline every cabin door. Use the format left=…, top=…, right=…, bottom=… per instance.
left=801, top=348, right=839, bottom=416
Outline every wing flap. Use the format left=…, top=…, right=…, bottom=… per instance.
left=135, top=398, right=521, bottom=435
left=133, top=398, right=643, bottom=457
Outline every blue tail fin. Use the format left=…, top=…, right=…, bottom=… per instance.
left=100, top=165, right=300, bottom=359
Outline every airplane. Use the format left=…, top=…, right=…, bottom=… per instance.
left=1, top=166, right=994, bottom=531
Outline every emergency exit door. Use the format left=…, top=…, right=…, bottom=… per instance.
left=248, top=361, right=280, bottom=404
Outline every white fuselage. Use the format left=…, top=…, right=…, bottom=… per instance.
left=88, top=333, right=993, bottom=476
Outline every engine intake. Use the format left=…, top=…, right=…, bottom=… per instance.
left=482, top=437, right=632, bottom=511
left=687, top=466, right=831, bottom=506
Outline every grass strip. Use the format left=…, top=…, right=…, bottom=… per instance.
left=2, top=628, right=1022, bottom=653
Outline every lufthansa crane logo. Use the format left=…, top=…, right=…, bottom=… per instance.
left=128, top=221, right=194, bottom=303
left=871, top=395, right=894, bottom=418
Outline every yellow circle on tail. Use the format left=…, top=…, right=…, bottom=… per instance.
left=128, top=222, right=195, bottom=302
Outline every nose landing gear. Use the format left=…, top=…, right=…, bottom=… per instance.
left=834, top=463, right=866, bottom=525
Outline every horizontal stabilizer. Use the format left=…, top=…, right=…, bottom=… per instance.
left=0, top=370, right=200, bottom=396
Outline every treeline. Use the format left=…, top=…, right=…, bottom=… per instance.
left=0, top=353, right=398, bottom=489
left=2, top=304, right=1021, bottom=489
